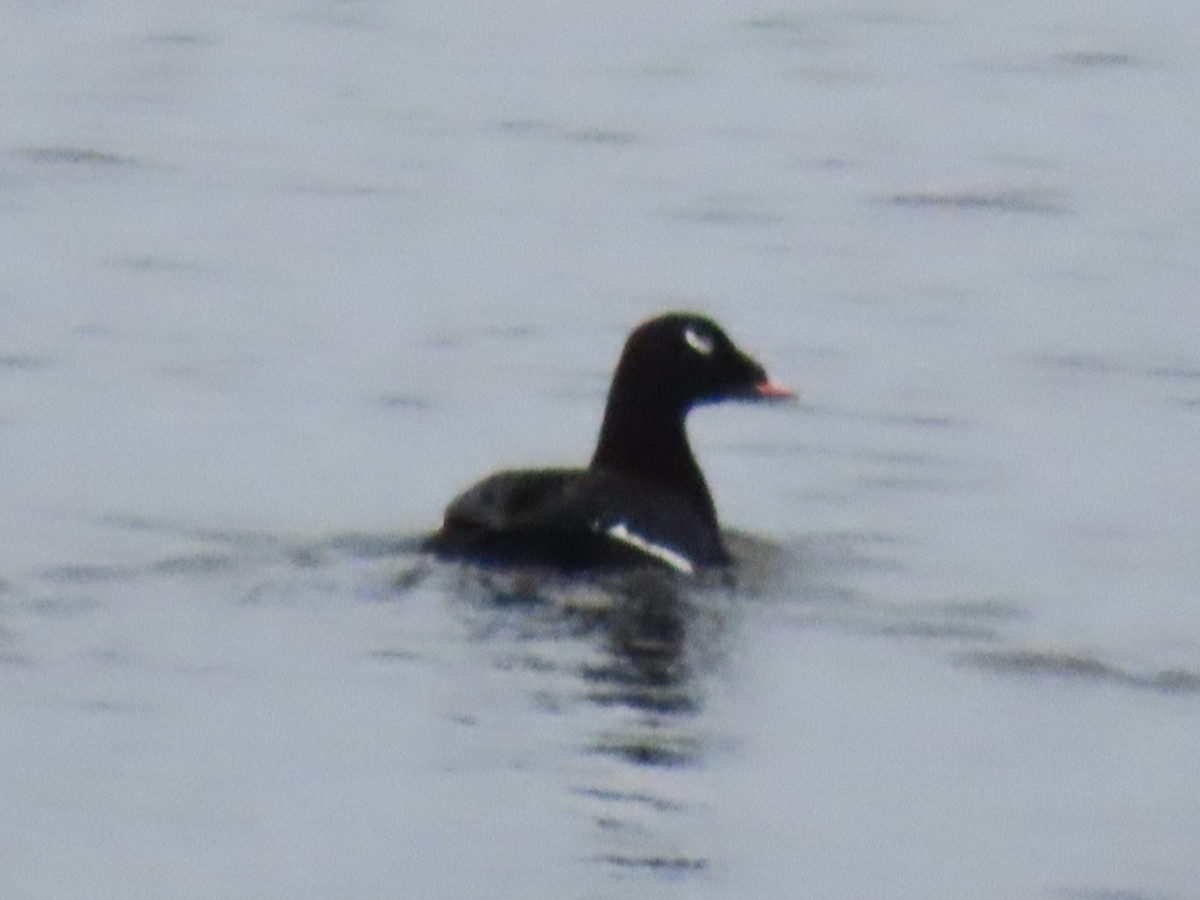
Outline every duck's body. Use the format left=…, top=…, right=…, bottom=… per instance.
left=425, top=313, right=792, bottom=574
left=432, top=466, right=728, bottom=573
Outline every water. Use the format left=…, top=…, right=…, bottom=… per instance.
left=3, top=1, right=1199, bottom=897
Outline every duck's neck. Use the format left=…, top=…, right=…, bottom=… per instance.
left=589, top=392, right=719, bottom=529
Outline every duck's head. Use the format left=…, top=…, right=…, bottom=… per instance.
left=610, top=312, right=794, bottom=411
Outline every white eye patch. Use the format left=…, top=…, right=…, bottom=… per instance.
left=684, top=326, right=714, bottom=356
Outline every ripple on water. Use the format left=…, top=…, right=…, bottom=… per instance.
left=0, top=354, right=56, bottom=371
left=15, top=146, right=142, bottom=167
left=886, top=186, right=1069, bottom=215
left=957, top=648, right=1200, bottom=695
left=1052, top=50, right=1139, bottom=69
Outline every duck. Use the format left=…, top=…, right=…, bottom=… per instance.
left=424, top=312, right=793, bottom=573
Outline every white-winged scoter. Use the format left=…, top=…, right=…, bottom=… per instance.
left=425, top=312, right=793, bottom=573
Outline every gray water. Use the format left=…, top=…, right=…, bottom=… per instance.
left=2, top=1, right=1199, bottom=898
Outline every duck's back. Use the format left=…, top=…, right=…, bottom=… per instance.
left=426, top=467, right=729, bottom=573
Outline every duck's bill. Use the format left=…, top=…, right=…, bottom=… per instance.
left=754, top=378, right=796, bottom=400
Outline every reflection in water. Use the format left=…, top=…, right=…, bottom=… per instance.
left=588, top=571, right=692, bottom=713
left=453, top=565, right=729, bottom=729
left=449, top=563, right=730, bottom=883
left=579, top=570, right=721, bottom=880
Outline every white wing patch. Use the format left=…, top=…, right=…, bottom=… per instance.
left=684, top=325, right=714, bottom=356
left=605, top=522, right=695, bottom=574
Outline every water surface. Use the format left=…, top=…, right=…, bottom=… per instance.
left=2, top=1, right=1199, bottom=898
